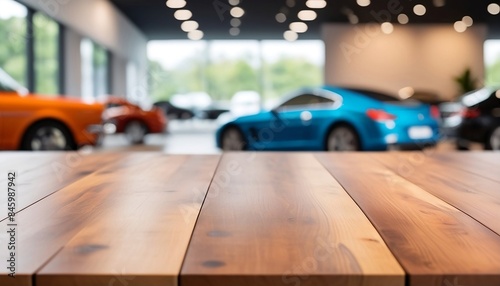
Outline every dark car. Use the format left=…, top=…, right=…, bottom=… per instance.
left=456, top=88, right=500, bottom=150
left=153, top=100, right=195, bottom=120
left=197, top=103, right=230, bottom=120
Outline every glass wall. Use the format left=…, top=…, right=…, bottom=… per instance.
left=34, top=12, right=59, bottom=95
left=0, top=0, right=28, bottom=86
left=81, top=38, right=109, bottom=98
left=147, top=40, right=324, bottom=105
left=485, top=40, right=500, bottom=86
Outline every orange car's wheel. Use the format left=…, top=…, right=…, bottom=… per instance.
left=21, top=120, right=77, bottom=151
left=124, top=120, right=147, bottom=145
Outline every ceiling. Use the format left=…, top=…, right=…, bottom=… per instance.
left=109, top=0, right=500, bottom=40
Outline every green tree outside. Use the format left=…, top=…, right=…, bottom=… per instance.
left=0, top=16, right=27, bottom=86
left=149, top=54, right=323, bottom=103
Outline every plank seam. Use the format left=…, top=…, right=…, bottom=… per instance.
left=372, top=154, right=500, bottom=238
left=313, top=153, right=411, bottom=286
left=177, top=154, right=224, bottom=286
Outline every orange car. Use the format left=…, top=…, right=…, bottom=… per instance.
left=102, top=97, right=167, bottom=144
left=0, top=68, right=104, bottom=151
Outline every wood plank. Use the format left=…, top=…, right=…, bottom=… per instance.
left=371, top=152, right=500, bottom=236
left=317, top=153, right=500, bottom=286
left=435, top=152, right=500, bottom=183
left=0, top=153, right=158, bottom=286
left=36, top=155, right=220, bottom=286
left=181, top=153, right=405, bottom=286
left=0, top=152, right=122, bottom=221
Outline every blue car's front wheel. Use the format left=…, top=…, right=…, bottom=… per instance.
left=221, top=127, right=247, bottom=151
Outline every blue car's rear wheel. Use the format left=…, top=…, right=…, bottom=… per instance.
left=327, top=125, right=360, bottom=151
left=221, top=127, right=246, bottom=151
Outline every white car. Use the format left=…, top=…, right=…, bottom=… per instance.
left=230, top=91, right=261, bottom=116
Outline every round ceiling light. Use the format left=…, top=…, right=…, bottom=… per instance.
left=298, top=10, right=317, bottom=21
left=174, top=10, right=192, bottom=21
left=462, top=16, right=473, bottom=27
left=454, top=21, right=467, bottom=33
left=166, top=0, right=186, bottom=9
left=356, top=0, right=371, bottom=7
left=231, top=18, right=241, bottom=27
left=284, top=30, right=298, bottom=41
left=230, top=7, right=245, bottom=18
left=306, top=0, right=327, bottom=9
left=398, top=14, right=409, bottom=24
left=230, top=27, right=240, bottom=36
left=381, top=22, right=394, bottom=34
left=181, top=20, right=199, bottom=32
left=187, top=30, right=204, bottom=40
left=276, top=13, right=287, bottom=23
left=414, top=4, right=427, bottom=16
left=290, top=22, right=308, bottom=33
left=488, top=3, right=500, bottom=15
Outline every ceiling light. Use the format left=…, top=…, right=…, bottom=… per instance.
left=228, top=0, right=240, bottom=5
left=284, top=30, right=298, bottom=41
left=290, top=22, right=308, bottom=33
left=306, top=0, right=327, bottom=9
left=298, top=10, right=317, bottom=21
left=454, top=21, right=467, bottom=33
left=381, top=22, right=394, bottom=34
left=276, top=13, right=287, bottom=23
left=414, top=4, right=426, bottom=16
left=187, top=30, right=204, bottom=40
left=462, top=16, right=473, bottom=27
left=286, top=0, right=296, bottom=8
left=348, top=14, right=359, bottom=24
left=398, top=14, right=409, bottom=24
left=488, top=3, right=500, bottom=15
left=166, top=0, right=186, bottom=9
left=357, top=0, right=371, bottom=7
left=231, top=18, right=241, bottom=27
left=181, top=20, right=199, bottom=32
left=399, top=87, right=415, bottom=99
left=174, top=10, right=192, bottom=20
left=433, top=0, right=446, bottom=7
left=230, top=27, right=240, bottom=36
left=230, top=7, right=245, bottom=18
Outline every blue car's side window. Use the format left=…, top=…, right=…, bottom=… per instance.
left=278, top=94, right=335, bottom=112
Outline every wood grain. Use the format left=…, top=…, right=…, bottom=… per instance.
left=434, top=152, right=500, bottom=183
left=181, top=153, right=405, bottom=286
left=36, top=155, right=220, bottom=286
left=371, top=152, right=500, bottom=236
left=0, top=153, right=158, bottom=286
left=0, top=152, right=122, bottom=221
left=317, top=153, right=500, bottom=286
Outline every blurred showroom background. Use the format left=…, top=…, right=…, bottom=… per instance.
left=1, top=0, right=500, bottom=153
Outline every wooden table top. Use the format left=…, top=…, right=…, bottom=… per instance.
left=1, top=152, right=499, bottom=286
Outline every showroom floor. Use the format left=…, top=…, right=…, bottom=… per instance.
left=98, top=119, right=481, bottom=153
left=99, top=120, right=221, bottom=154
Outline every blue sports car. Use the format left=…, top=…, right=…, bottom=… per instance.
left=216, top=86, right=440, bottom=151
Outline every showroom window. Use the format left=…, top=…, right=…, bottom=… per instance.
left=34, top=12, right=60, bottom=96
left=0, top=0, right=28, bottom=87
left=81, top=38, right=110, bottom=98
left=148, top=40, right=324, bottom=106
left=485, top=40, right=500, bottom=86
